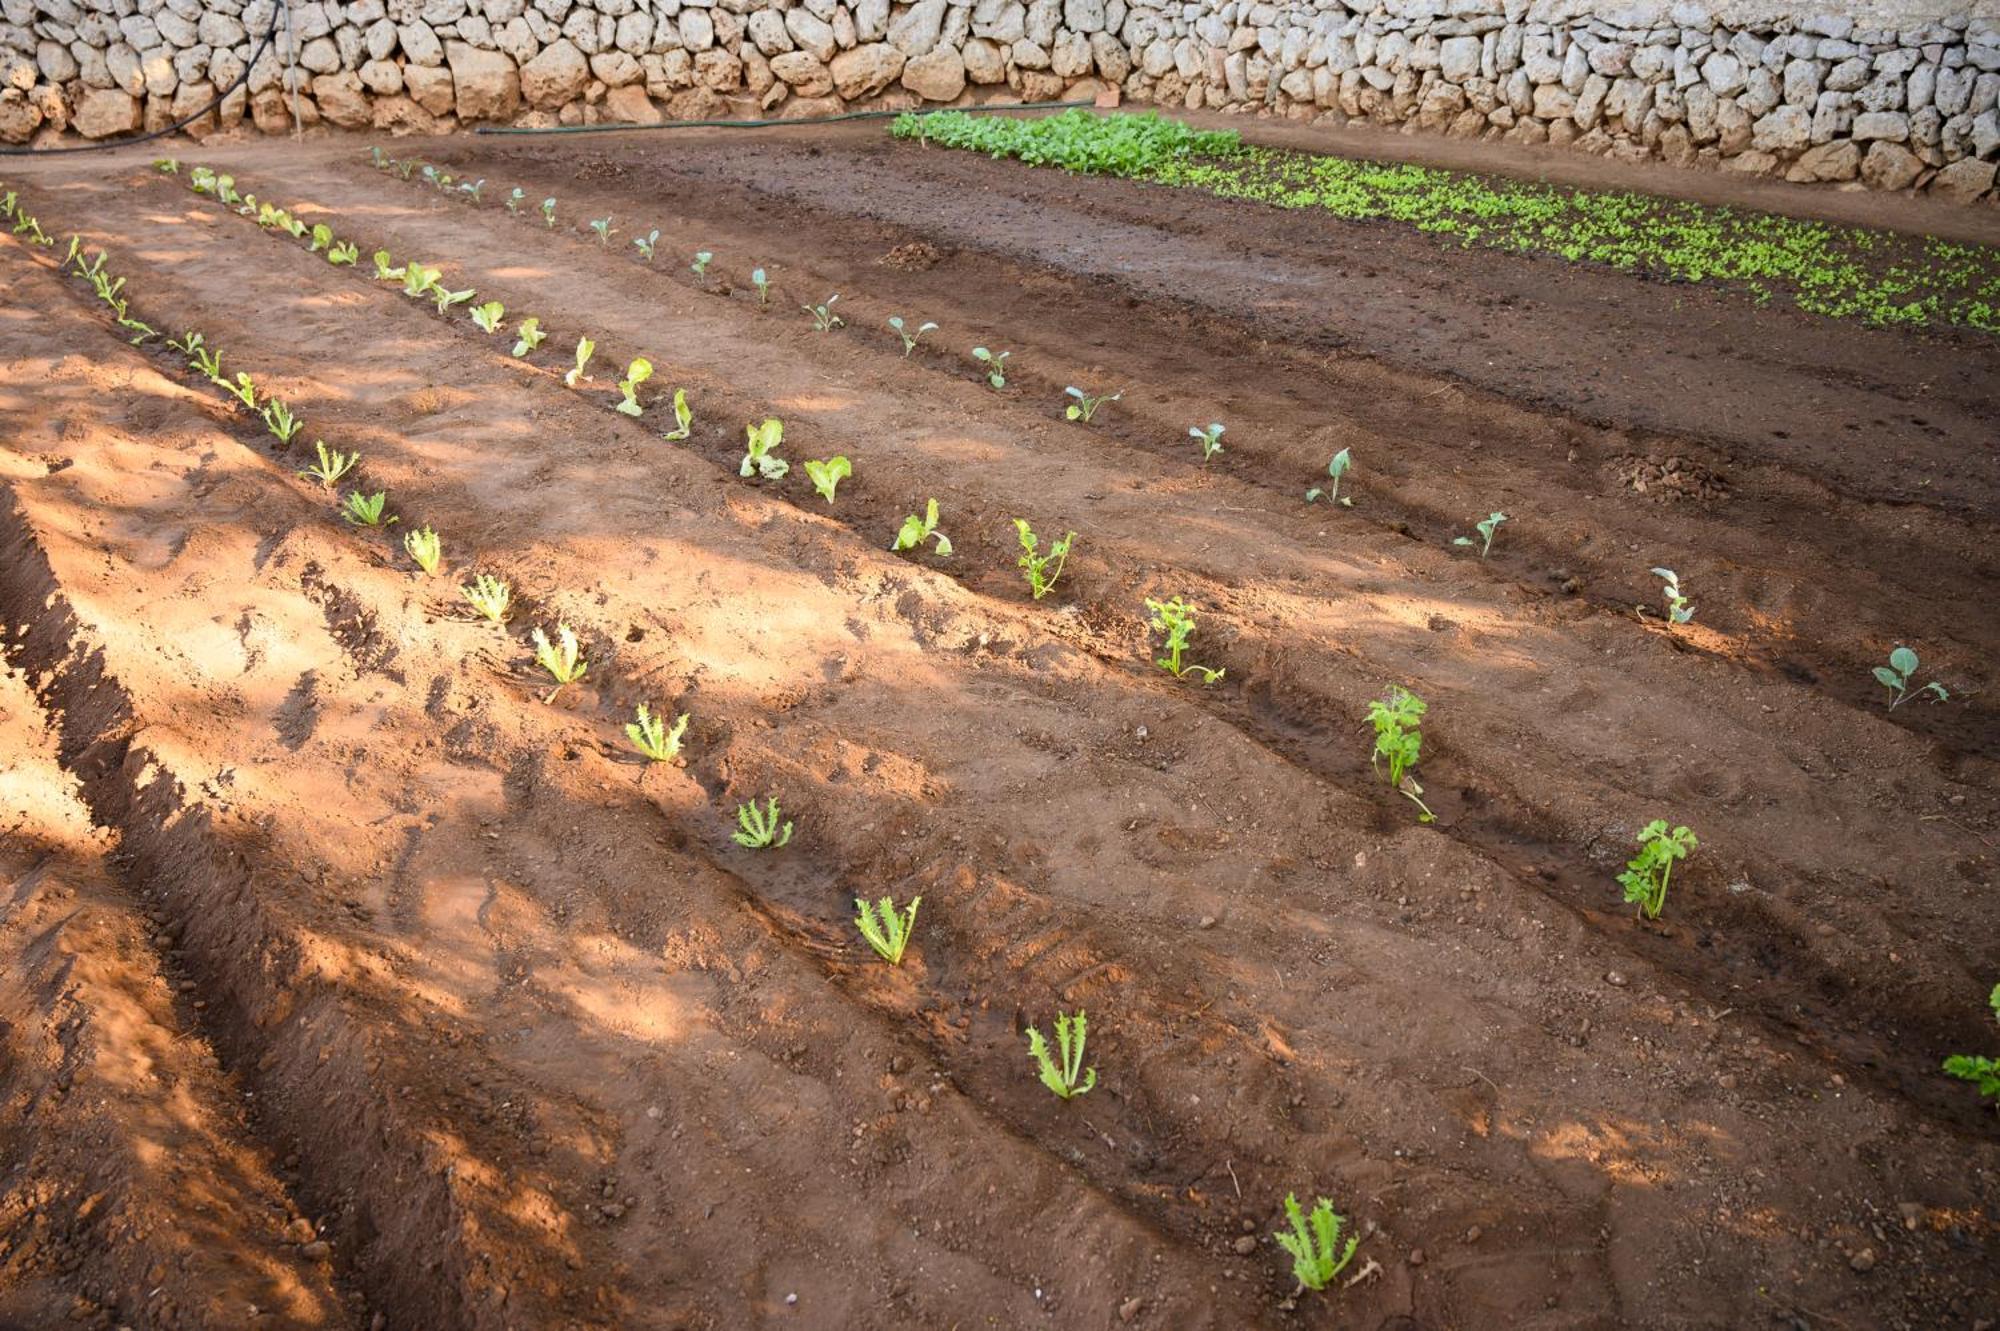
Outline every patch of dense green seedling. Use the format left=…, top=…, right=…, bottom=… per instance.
left=971, top=346, right=1009, bottom=388
left=804, top=455, right=850, bottom=503
left=1943, top=985, right=2000, bottom=1107
left=660, top=388, right=693, bottom=441
left=1274, top=1194, right=1360, bottom=1293
left=403, top=526, right=442, bottom=575
left=891, top=499, right=951, bottom=557
left=531, top=623, right=588, bottom=700
left=741, top=418, right=788, bottom=480
left=1064, top=385, right=1121, bottom=423
left=1618, top=819, right=1696, bottom=920
left=854, top=895, right=919, bottom=965
left=1367, top=686, right=1433, bottom=822
left=892, top=108, right=1238, bottom=175
left=732, top=797, right=793, bottom=849
left=1307, top=448, right=1352, bottom=506
left=1455, top=511, right=1507, bottom=556
left=461, top=574, right=511, bottom=624
left=1189, top=421, right=1225, bottom=462
left=1014, top=519, right=1073, bottom=600
left=888, top=316, right=936, bottom=356
left=1026, top=1010, right=1095, bottom=1099
left=1146, top=596, right=1223, bottom=685
left=1875, top=646, right=1948, bottom=709
left=626, top=703, right=689, bottom=764
left=804, top=294, right=843, bottom=332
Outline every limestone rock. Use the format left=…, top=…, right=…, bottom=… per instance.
left=604, top=80, right=659, bottom=122
left=446, top=41, right=519, bottom=119
left=1927, top=156, right=1996, bottom=203
left=71, top=85, right=139, bottom=136
left=521, top=36, right=586, bottom=106
left=312, top=69, right=371, bottom=125
left=1750, top=104, right=1808, bottom=153
left=829, top=42, right=902, bottom=98
left=1786, top=138, right=1859, bottom=181
left=404, top=61, right=454, bottom=113
left=962, top=36, right=1003, bottom=84
left=769, top=49, right=832, bottom=95
left=900, top=42, right=963, bottom=100
left=1858, top=139, right=1920, bottom=189
left=888, top=0, right=944, bottom=58
left=0, top=88, right=42, bottom=143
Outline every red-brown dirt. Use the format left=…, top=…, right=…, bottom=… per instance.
left=1, top=121, right=1995, bottom=1330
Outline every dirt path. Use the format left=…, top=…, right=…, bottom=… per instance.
left=1, top=129, right=1995, bottom=1329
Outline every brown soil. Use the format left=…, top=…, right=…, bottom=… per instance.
left=1, top=122, right=1995, bottom=1331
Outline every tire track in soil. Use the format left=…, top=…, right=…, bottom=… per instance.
left=159, top=156, right=2000, bottom=1128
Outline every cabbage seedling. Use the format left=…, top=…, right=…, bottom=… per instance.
left=308, top=223, right=333, bottom=253
left=1274, top=1194, right=1359, bottom=1293
left=1367, top=686, right=1432, bottom=822
left=327, top=241, right=359, bottom=266
left=1875, top=646, right=1948, bottom=709
left=589, top=216, right=614, bottom=246
left=461, top=574, right=511, bottom=624
left=1942, top=984, right=2000, bottom=1106
left=373, top=250, right=404, bottom=282
left=971, top=346, right=1009, bottom=388
left=740, top=418, right=788, bottom=481
left=751, top=267, right=770, bottom=305
left=470, top=300, right=504, bottom=334
left=804, top=295, right=843, bottom=332
left=512, top=317, right=545, bottom=358
left=1306, top=448, right=1352, bottom=506
left=504, top=187, right=526, bottom=214
left=1015, top=519, right=1074, bottom=600
left=541, top=198, right=557, bottom=227
left=1454, top=511, right=1507, bottom=557
left=433, top=285, right=475, bottom=316
left=691, top=250, right=713, bottom=277
left=891, top=499, right=951, bottom=556
left=659, top=388, right=693, bottom=441
left=1065, top=386, right=1121, bottom=423
left=626, top=704, right=688, bottom=763
left=402, top=525, right=442, bottom=575
left=531, top=623, right=588, bottom=700
left=340, top=490, right=396, bottom=527
left=854, top=896, right=919, bottom=966
left=1026, top=1010, right=1095, bottom=1100
left=298, top=441, right=358, bottom=488
left=634, top=229, right=659, bottom=261
left=615, top=358, right=653, bottom=416
left=459, top=179, right=485, bottom=204
left=1617, top=819, right=1696, bottom=920
left=1146, top=596, right=1223, bottom=685
left=732, top=797, right=792, bottom=849
left=1652, top=567, right=1693, bottom=623
left=888, top=316, right=936, bottom=356
left=804, top=455, right=850, bottom=504
left=1190, top=422, right=1225, bottom=463
left=260, top=398, right=303, bottom=446
left=565, top=336, right=595, bottom=388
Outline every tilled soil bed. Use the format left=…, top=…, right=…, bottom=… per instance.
left=1, top=123, right=1996, bottom=1330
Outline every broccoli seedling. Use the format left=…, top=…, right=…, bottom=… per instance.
left=740, top=418, right=788, bottom=481
left=531, top=623, right=588, bottom=700
left=1273, top=1194, right=1360, bottom=1293
left=512, top=317, right=546, bottom=358
left=804, top=295, right=843, bottom=332
left=1617, top=819, right=1697, bottom=920
left=1943, top=984, right=2000, bottom=1107
left=634, top=229, right=659, bottom=262
left=971, top=345, right=1009, bottom=388
left=1306, top=448, right=1352, bottom=506
left=1025, top=1010, right=1095, bottom=1099
left=691, top=250, right=713, bottom=277
left=298, top=441, right=358, bottom=488
left=470, top=300, right=505, bottom=334
left=1189, top=421, right=1225, bottom=463
left=1014, top=519, right=1074, bottom=600
left=732, top=797, right=793, bottom=850
left=589, top=216, right=614, bottom=246
left=1064, top=385, right=1121, bottom=423
left=626, top=703, right=689, bottom=764
left=854, top=896, right=920, bottom=966
left=804, top=455, right=851, bottom=504
left=541, top=197, right=557, bottom=228
left=1875, top=646, right=1948, bottom=709
left=891, top=499, right=951, bottom=557
left=888, top=316, right=937, bottom=356
left=504, top=187, right=526, bottom=214
left=751, top=267, right=771, bottom=305
left=461, top=574, right=511, bottom=624
left=402, top=525, right=442, bottom=575
left=1454, top=511, right=1508, bottom=557
left=1146, top=596, right=1223, bottom=685
left=1652, top=567, right=1694, bottom=623
left=659, top=388, right=693, bottom=442
left=615, top=357, right=653, bottom=416
left=340, top=490, right=396, bottom=527
left=459, top=178, right=485, bottom=204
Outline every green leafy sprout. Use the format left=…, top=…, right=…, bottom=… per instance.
left=298, top=441, right=358, bottom=488
left=804, top=455, right=851, bottom=504
left=308, top=223, right=333, bottom=253
left=971, top=346, right=1009, bottom=388
left=223, top=372, right=258, bottom=410
left=1025, top=1010, right=1096, bottom=1100
left=854, top=895, right=919, bottom=966
left=891, top=498, right=951, bottom=557
left=1306, top=448, right=1352, bottom=506
left=888, top=316, right=937, bottom=356
left=1367, top=686, right=1433, bottom=822
left=470, top=300, right=505, bottom=334
left=732, top=797, right=793, bottom=850
left=565, top=336, right=595, bottom=388
left=260, top=398, right=303, bottom=446
left=505, top=187, right=526, bottom=213
left=340, top=490, right=396, bottom=528
left=372, top=250, right=403, bottom=282
left=659, top=387, right=693, bottom=441
left=1653, top=567, right=1694, bottom=624
left=327, top=241, right=359, bottom=266
left=634, top=229, right=659, bottom=261
left=1273, top=1194, right=1360, bottom=1293
left=691, top=250, right=713, bottom=276
left=461, top=573, right=512, bottom=624
left=541, top=197, right=557, bottom=228
left=804, top=294, right=843, bottom=332
left=741, top=418, right=789, bottom=481
left=531, top=622, right=588, bottom=700
left=1015, top=519, right=1073, bottom=600
left=626, top=703, right=689, bottom=764
left=589, top=216, right=614, bottom=246
left=615, top=357, right=653, bottom=416
left=1454, top=511, right=1508, bottom=557
left=1146, top=596, right=1223, bottom=685
left=1875, top=646, right=1948, bottom=709
left=1064, top=386, right=1122, bottom=423
left=1942, top=984, right=2000, bottom=1107
left=402, top=525, right=442, bottom=576
left=433, top=285, right=476, bottom=316
left=512, top=317, right=545, bottom=358
left=1190, top=421, right=1225, bottom=462
left=1618, top=819, right=1697, bottom=920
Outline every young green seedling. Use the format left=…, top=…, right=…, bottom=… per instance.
left=1146, top=596, right=1223, bottom=685
left=373, top=250, right=404, bottom=282
left=589, top=217, right=614, bottom=246
left=626, top=703, right=689, bottom=764
left=1652, top=567, right=1693, bottom=623
left=690, top=250, right=713, bottom=277
left=308, top=223, right=333, bottom=253
left=1273, top=1194, right=1360, bottom=1293
left=531, top=623, right=588, bottom=700
left=504, top=187, right=526, bottom=214
left=327, top=241, right=359, bottom=266
left=804, top=295, right=843, bottom=332
left=420, top=164, right=442, bottom=189
left=168, top=330, right=204, bottom=356
left=1875, top=646, right=1948, bottom=709
left=340, top=490, right=396, bottom=527
left=634, top=229, right=659, bottom=262
left=1014, top=519, right=1074, bottom=600
left=1617, top=820, right=1696, bottom=920
left=402, top=525, right=442, bottom=575
left=1943, top=984, right=2000, bottom=1107
left=260, top=398, right=303, bottom=446
left=740, top=418, right=789, bottom=481
left=1367, top=686, right=1432, bottom=822
left=615, top=358, right=652, bottom=416
left=433, top=285, right=476, bottom=316
left=459, top=179, right=485, bottom=204
left=298, top=441, right=358, bottom=488
left=118, top=317, right=158, bottom=345
left=891, top=499, right=952, bottom=556
left=401, top=263, right=441, bottom=299
left=1025, top=1010, right=1095, bottom=1100
left=804, top=456, right=851, bottom=504
left=854, top=896, right=919, bottom=966
left=1065, top=386, right=1122, bottom=423
left=565, top=336, right=595, bottom=388
left=192, top=345, right=225, bottom=382
left=460, top=573, right=511, bottom=624
left=971, top=346, right=1009, bottom=388
left=888, top=316, right=936, bottom=356
left=751, top=267, right=771, bottom=305
left=659, top=388, right=693, bottom=442
left=732, top=797, right=793, bottom=849
left=1454, top=511, right=1508, bottom=557
left=540, top=197, right=557, bottom=228
left=223, top=373, right=258, bottom=410
left=390, top=161, right=414, bottom=181
left=470, top=300, right=505, bottom=334
left=1306, top=448, right=1353, bottom=506
left=1189, top=422, right=1225, bottom=463
left=512, top=317, right=545, bottom=358
left=154, top=157, right=180, bottom=173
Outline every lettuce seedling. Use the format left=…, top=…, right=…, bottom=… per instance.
left=659, top=388, right=693, bottom=441
left=340, top=490, right=396, bottom=527
left=403, top=525, right=442, bottom=575
left=855, top=895, right=919, bottom=965
left=1015, top=519, right=1074, bottom=600
left=1065, top=386, right=1121, bottom=423
left=626, top=704, right=689, bottom=763
left=327, top=241, right=359, bottom=266
left=888, top=316, right=936, bottom=356
left=470, top=300, right=505, bottom=333
left=401, top=263, right=441, bottom=299
left=1875, top=646, right=1948, bottom=709
left=308, top=223, right=333, bottom=253
left=1026, top=1010, right=1095, bottom=1099
left=804, top=295, right=843, bottom=332
left=531, top=623, right=587, bottom=700
left=589, top=216, right=614, bottom=246
left=168, top=330, right=204, bottom=356
left=691, top=250, right=713, bottom=276
left=634, top=229, right=659, bottom=261
left=565, top=336, right=595, bottom=388
left=615, top=358, right=652, bottom=416
left=1652, top=567, right=1693, bottom=623
left=505, top=187, right=525, bottom=214
left=461, top=573, right=511, bottom=624
left=1306, top=448, right=1352, bottom=506
left=740, top=418, right=788, bottom=481
left=1367, top=686, right=1432, bottom=822
left=433, top=285, right=475, bottom=315
left=971, top=346, right=1009, bottom=388
left=892, top=499, right=952, bottom=556
left=154, top=157, right=180, bottom=173
left=192, top=345, right=225, bottom=382
left=732, top=797, right=793, bottom=849
left=260, top=398, right=303, bottom=446
left=1454, top=511, right=1507, bottom=557
left=512, top=317, right=545, bottom=358
left=1146, top=596, right=1223, bottom=684
left=1274, top=1195, right=1359, bottom=1293
left=1618, top=819, right=1696, bottom=920
left=118, top=317, right=158, bottom=345
left=187, top=167, right=215, bottom=194
left=804, top=455, right=850, bottom=504
left=751, top=267, right=771, bottom=305
left=1942, top=984, right=2000, bottom=1106
left=298, top=440, right=358, bottom=488
left=1190, top=421, right=1225, bottom=462
left=224, top=372, right=258, bottom=409
left=373, top=250, right=404, bottom=282
left=541, top=197, right=557, bottom=228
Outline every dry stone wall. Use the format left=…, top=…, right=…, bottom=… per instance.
left=2, top=0, right=1996, bottom=204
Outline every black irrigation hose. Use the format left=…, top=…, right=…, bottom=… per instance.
left=0, top=0, right=286, bottom=156
left=471, top=99, right=1096, bottom=137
